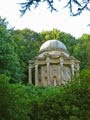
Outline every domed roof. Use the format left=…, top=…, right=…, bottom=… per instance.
left=39, top=40, right=67, bottom=53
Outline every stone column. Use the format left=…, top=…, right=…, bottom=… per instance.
left=71, top=64, right=74, bottom=76
left=60, top=58, right=64, bottom=84
left=46, top=57, right=50, bottom=85
left=28, top=65, right=32, bottom=84
left=54, top=77, right=57, bottom=86
left=58, top=65, right=61, bottom=85
left=47, top=62, right=50, bottom=85
left=35, top=64, right=38, bottom=86
left=75, top=63, right=80, bottom=77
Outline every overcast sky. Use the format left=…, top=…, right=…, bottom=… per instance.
left=0, top=0, right=90, bottom=38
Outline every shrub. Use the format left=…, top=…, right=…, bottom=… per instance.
left=0, top=73, right=89, bottom=120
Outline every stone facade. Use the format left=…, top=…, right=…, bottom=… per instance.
left=29, top=40, right=80, bottom=86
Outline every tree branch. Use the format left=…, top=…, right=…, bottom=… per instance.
left=19, top=0, right=90, bottom=16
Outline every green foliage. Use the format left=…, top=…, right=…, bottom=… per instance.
left=0, top=73, right=88, bottom=120
left=80, top=68, right=90, bottom=88
left=0, top=74, right=30, bottom=120
left=11, top=28, right=42, bottom=82
left=0, top=17, right=22, bottom=83
left=74, top=34, right=90, bottom=69
left=0, top=74, right=10, bottom=119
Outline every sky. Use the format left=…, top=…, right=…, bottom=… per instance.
left=0, top=0, right=90, bottom=38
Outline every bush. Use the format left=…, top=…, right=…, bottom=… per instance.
left=0, top=73, right=89, bottom=120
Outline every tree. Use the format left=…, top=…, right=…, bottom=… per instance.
left=19, top=0, right=90, bottom=16
left=0, top=73, right=89, bottom=120
left=73, top=34, right=90, bottom=69
left=0, top=17, right=22, bottom=83
left=11, top=28, right=42, bottom=82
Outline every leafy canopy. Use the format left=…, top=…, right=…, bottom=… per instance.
left=0, top=70, right=89, bottom=120
left=0, top=17, right=22, bottom=83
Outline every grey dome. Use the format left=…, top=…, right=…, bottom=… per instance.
left=39, top=40, right=67, bottom=53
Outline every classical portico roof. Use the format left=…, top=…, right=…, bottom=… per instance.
left=39, top=40, right=67, bottom=53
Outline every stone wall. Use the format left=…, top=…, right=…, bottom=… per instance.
left=39, top=64, right=71, bottom=86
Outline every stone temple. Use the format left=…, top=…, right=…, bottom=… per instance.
left=29, top=40, right=80, bottom=86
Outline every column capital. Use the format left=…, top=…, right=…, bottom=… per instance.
left=60, top=57, right=63, bottom=62
left=71, top=60, right=75, bottom=65
left=35, top=64, right=38, bottom=66
left=29, top=60, right=34, bottom=64
left=29, top=66, right=32, bottom=69
left=71, top=64, right=74, bottom=67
